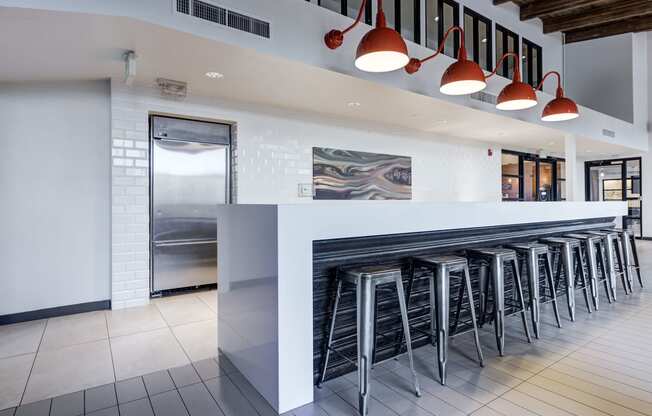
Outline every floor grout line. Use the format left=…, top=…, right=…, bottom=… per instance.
left=17, top=317, right=48, bottom=407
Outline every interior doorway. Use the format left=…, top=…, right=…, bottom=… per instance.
left=585, top=158, right=642, bottom=238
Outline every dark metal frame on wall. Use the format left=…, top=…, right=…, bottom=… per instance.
left=438, top=0, right=460, bottom=58
left=463, top=6, right=493, bottom=71
left=502, top=150, right=565, bottom=202
left=495, top=24, right=519, bottom=79
left=522, top=37, right=543, bottom=88
left=585, top=157, right=643, bottom=238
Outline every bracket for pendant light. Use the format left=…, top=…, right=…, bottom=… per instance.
left=404, top=26, right=487, bottom=96
left=324, top=0, right=409, bottom=73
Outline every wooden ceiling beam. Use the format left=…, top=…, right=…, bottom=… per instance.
left=543, top=0, right=652, bottom=34
left=564, top=14, right=652, bottom=43
left=520, top=0, right=608, bottom=21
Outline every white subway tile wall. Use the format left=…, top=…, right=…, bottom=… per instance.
left=110, top=80, right=500, bottom=308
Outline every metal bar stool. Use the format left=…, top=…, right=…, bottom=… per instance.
left=606, top=228, right=643, bottom=289
left=539, top=237, right=592, bottom=321
left=402, top=255, right=484, bottom=385
left=564, top=233, right=613, bottom=310
left=468, top=248, right=531, bottom=357
left=587, top=230, right=629, bottom=299
left=506, top=242, right=562, bottom=338
left=317, top=266, right=420, bottom=416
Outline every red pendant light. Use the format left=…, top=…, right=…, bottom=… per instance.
left=536, top=71, right=579, bottom=122
left=325, top=0, right=409, bottom=73
left=486, top=52, right=537, bottom=111
left=404, top=26, right=487, bottom=95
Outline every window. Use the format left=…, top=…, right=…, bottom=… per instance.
left=522, top=38, right=542, bottom=88
left=502, top=150, right=565, bottom=202
left=495, top=24, right=519, bottom=79
left=383, top=0, right=421, bottom=43
left=426, top=0, right=459, bottom=58
left=310, top=0, right=372, bottom=25
left=463, top=7, right=492, bottom=71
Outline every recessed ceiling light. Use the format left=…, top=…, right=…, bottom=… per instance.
left=481, top=38, right=487, bottom=43
left=205, top=71, right=224, bottom=79
left=435, top=16, right=440, bottom=22
left=347, top=101, right=361, bottom=108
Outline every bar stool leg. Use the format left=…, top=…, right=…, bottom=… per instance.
left=463, top=264, right=484, bottom=367
left=614, top=239, right=629, bottom=295
left=318, top=279, right=342, bottom=387
left=395, top=275, right=421, bottom=396
left=561, top=245, right=576, bottom=321
left=477, top=264, right=488, bottom=328
left=491, top=258, right=506, bottom=356
left=622, top=234, right=635, bottom=292
left=545, top=252, right=562, bottom=328
left=576, top=246, right=593, bottom=313
left=585, top=242, right=600, bottom=310
left=597, top=240, right=616, bottom=303
left=357, top=277, right=375, bottom=416
left=434, top=265, right=450, bottom=385
left=526, top=250, right=541, bottom=339
left=511, top=258, right=532, bottom=344
left=631, top=235, right=643, bottom=287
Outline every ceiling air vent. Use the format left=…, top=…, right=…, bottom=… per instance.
left=470, top=91, right=497, bottom=105
left=175, top=0, right=270, bottom=39
left=602, top=129, right=616, bottom=138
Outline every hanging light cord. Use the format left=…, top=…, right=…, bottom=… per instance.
left=405, top=26, right=466, bottom=73
left=484, top=52, right=521, bottom=81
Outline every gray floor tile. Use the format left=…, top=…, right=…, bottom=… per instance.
left=192, top=359, right=223, bottom=381
left=86, top=407, right=118, bottom=416
left=292, top=403, right=329, bottom=416
left=51, top=391, right=83, bottom=416
left=178, top=383, right=224, bottom=416
left=204, top=376, right=258, bottom=416
left=85, top=383, right=117, bottom=413
left=116, top=377, right=147, bottom=404
left=225, top=372, right=278, bottom=416
left=314, top=393, right=358, bottom=416
left=0, top=408, right=15, bottom=416
left=150, top=390, right=189, bottom=416
left=143, top=371, right=175, bottom=396
left=168, top=365, right=201, bottom=389
left=14, top=399, right=51, bottom=416
left=214, top=355, right=237, bottom=375
left=119, top=398, right=154, bottom=416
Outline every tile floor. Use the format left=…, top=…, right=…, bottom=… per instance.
left=2, top=242, right=652, bottom=415
left=0, top=290, right=217, bottom=411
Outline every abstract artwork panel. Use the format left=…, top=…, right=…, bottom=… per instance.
left=313, top=147, right=412, bottom=200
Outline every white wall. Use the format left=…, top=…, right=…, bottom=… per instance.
left=565, top=34, right=634, bottom=123
left=110, top=81, right=501, bottom=307
left=0, top=80, right=111, bottom=315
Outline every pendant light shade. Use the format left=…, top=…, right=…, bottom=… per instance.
left=496, top=81, right=538, bottom=110
left=355, top=26, right=409, bottom=73
left=440, top=58, right=487, bottom=95
left=541, top=86, right=579, bottom=122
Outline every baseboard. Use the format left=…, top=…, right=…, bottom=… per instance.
left=0, top=300, right=111, bottom=325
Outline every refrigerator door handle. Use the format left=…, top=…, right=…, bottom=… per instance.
left=153, top=239, right=218, bottom=247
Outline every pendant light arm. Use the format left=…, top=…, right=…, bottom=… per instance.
left=405, top=26, right=466, bottom=74
left=324, top=0, right=370, bottom=49
left=484, top=52, right=521, bottom=81
left=535, top=70, right=564, bottom=97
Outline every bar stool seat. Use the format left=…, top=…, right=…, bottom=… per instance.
left=539, top=237, right=592, bottom=321
left=467, top=247, right=531, bottom=356
left=318, top=265, right=420, bottom=415
left=506, top=242, right=562, bottom=338
left=405, top=255, right=484, bottom=385
left=564, top=233, right=612, bottom=309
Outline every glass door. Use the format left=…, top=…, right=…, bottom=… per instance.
left=585, top=158, right=642, bottom=238
left=538, top=161, right=553, bottom=201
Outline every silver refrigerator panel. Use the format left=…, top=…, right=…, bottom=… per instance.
left=151, top=138, right=228, bottom=292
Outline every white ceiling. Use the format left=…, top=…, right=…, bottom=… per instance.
left=0, top=7, right=637, bottom=159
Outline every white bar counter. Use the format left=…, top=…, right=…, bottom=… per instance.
left=216, top=201, right=627, bottom=413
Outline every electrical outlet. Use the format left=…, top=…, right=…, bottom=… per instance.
left=298, top=183, right=313, bottom=198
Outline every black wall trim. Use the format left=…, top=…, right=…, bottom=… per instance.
left=0, top=300, right=111, bottom=326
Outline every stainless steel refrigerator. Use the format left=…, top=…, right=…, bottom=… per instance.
left=150, top=116, right=230, bottom=294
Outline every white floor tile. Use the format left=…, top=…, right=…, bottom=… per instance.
left=105, top=305, right=167, bottom=338
left=0, top=353, right=34, bottom=410
left=110, top=327, right=189, bottom=381
left=171, top=319, right=217, bottom=362
left=22, top=340, right=114, bottom=404
left=40, top=311, right=108, bottom=351
left=0, top=320, right=45, bottom=359
left=155, top=296, right=215, bottom=326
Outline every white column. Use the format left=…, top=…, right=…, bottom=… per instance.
left=564, top=134, right=579, bottom=201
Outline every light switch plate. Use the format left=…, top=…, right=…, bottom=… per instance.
left=298, top=183, right=313, bottom=198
